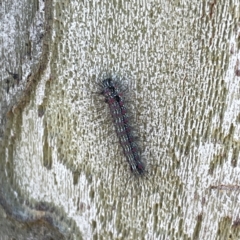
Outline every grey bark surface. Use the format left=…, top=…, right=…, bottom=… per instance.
left=1, top=0, right=240, bottom=239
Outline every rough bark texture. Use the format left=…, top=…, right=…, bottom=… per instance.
left=1, top=0, right=240, bottom=239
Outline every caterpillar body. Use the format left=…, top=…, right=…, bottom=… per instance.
left=100, top=78, right=146, bottom=177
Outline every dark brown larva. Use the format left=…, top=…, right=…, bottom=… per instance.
left=100, top=78, right=146, bottom=177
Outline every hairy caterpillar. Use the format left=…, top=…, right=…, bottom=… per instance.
left=100, top=78, right=147, bottom=177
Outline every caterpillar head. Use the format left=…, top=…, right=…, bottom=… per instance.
left=101, top=78, right=115, bottom=92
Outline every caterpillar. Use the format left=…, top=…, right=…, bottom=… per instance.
left=100, top=78, right=147, bottom=177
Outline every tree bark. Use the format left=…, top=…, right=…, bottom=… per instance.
left=1, top=0, right=240, bottom=239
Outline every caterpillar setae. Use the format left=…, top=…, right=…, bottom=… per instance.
left=100, top=78, right=147, bottom=177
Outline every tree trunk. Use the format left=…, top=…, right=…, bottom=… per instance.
left=1, top=0, right=240, bottom=239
